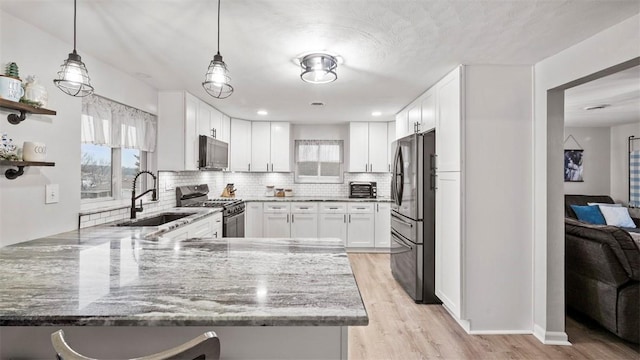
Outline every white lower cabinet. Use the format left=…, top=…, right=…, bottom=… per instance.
left=245, top=202, right=263, bottom=237
left=290, top=203, right=318, bottom=238
left=318, top=202, right=348, bottom=245
left=162, top=212, right=222, bottom=240
left=346, top=203, right=375, bottom=248
left=374, top=202, right=391, bottom=248
left=263, top=203, right=291, bottom=237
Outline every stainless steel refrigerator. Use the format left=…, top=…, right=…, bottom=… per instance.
left=390, top=130, right=440, bottom=304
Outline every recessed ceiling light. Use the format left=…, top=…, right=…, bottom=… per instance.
left=584, top=104, right=611, bottom=110
left=257, top=110, right=268, bottom=116
left=371, top=111, right=382, bottom=117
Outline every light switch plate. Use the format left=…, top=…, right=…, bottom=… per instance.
left=45, top=184, right=59, bottom=204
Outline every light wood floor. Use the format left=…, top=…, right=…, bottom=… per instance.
left=348, top=253, right=639, bottom=360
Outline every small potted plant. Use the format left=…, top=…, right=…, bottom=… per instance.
left=0, top=62, right=25, bottom=103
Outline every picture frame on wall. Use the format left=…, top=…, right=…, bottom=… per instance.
left=564, top=149, right=584, bottom=182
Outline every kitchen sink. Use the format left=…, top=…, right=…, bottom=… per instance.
left=115, top=212, right=196, bottom=227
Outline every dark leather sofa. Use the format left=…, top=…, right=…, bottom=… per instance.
left=565, top=195, right=640, bottom=343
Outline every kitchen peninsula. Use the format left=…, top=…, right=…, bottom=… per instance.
left=0, top=221, right=367, bottom=359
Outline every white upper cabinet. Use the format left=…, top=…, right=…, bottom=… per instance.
left=221, top=114, right=231, bottom=143
left=184, top=93, right=199, bottom=171
left=395, top=108, right=410, bottom=139
left=249, top=121, right=290, bottom=172
left=251, top=122, right=271, bottom=172
left=270, top=122, right=290, bottom=172
left=387, top=121, right=396, bottom=172
left=349, top=122, right=369, bottom=172
left=230, top=118, right=252, bottom=172
left=420, top=87, right=437, bottom=132
left=368, top=122, right=388, bottom=172
left=348, top=122, right=389, bottom=173
left=407, top=103, right=421, bottom=134
left=435, top=67, right=462, bottom=172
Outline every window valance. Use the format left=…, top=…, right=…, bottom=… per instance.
left=81, top=95, right=157, bottom=152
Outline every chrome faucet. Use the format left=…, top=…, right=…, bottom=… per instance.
left=130, top=170, right=158, bottom=219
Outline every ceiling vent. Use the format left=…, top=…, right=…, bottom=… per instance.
left=584, top=104, right=611, bottom=110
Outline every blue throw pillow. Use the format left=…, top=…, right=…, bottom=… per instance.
left=570, top=205, right=606, bottom=225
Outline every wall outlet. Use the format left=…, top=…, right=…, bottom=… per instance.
left=45, top=184, right=59, bottom=204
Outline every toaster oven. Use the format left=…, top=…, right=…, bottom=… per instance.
left=349, top=181, right=377, bottom=198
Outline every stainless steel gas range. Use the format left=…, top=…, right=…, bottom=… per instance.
left=176, top=184, right=245, bottom=237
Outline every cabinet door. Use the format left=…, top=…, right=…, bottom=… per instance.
left=408, top=103, right=421, bottom=134
left=270, top=122, right=290, bottom=172
left=435, top=171, right=462, bottom=317
left=192, top=217, right=214, bottom=238
left=245, top=202, right=263, bottom=237
left=319, top=213, right=348, bottom=246
left=197, top=101, right=212, bottom=137
left=251, top=122, right=271, bottom=172
left=263, top=213, right=290, bottom=237
left=209, top=106, right=222, bottom=139
left=230, top=119, right=252, bottom=172
left=347, top=213, right=375, bottom=247
left=368, top=122, right=388, bottom=172
left=387, top=121, right=396, bottom=172
left=420, top=87, right=436, bottom=132
left=213, top=214, right=223, bottom=238
left=374, top=202, right=391, bottom=248
left=291, top=213, right=318, bottom=238
left=436, top=67, right=462, bottom=172
left=184, top=93, right=199, bottom=171
left=349, top=122, right=369, bottom=172
left=220, top=114, right=231, bottom=143
left=395, top=109, right=409, bottom=139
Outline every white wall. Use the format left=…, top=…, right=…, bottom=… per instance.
left=533, top=14, right=640, bottom=344
left=0, top=11, right=157, bottom=247
left=563, top=127, right=611, bottom=195
left=463, top=65, right=533, bottom=332
left=610, top=122, right=640, bottom=204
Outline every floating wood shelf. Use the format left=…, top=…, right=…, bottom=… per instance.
left=0, top=160, right=55, bottom=179
left=0, top=98, right=56, bottom=124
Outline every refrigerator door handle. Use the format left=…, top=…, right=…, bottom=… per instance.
left=391, top=213, right=413, bottom=227
left=396, top=147, right=404, bottom=203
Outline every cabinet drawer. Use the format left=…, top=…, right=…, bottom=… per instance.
left=348, top=203, right=374, bottom=213
left=319, top=202, right=347, bottom=214
left=291, top=202, right=318, bottom=213
left=263, top=202, right=291, bottom=213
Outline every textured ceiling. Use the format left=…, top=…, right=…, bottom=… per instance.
left=565, top=65, right=640, bottom=128
left=1, top=0, right=639, bottom=124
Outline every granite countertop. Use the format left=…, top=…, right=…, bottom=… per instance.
left=111, top=207, right=222, bottom=240
left=0, top=228, right=368, bottom=327
left=241, top=196, right=392, bottom=203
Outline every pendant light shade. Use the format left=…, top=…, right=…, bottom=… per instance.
left=203, top=0, right=233, bottom=99
left=300, top=53, right=337, bottom=84
left=54, top=0, right=94, bottom=97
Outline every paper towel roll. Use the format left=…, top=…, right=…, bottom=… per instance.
left=22, top=142, right=47, bottom=162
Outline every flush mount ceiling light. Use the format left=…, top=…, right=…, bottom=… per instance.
left=53, top=0, right=94, bottom=97
left=202, top=0, right=233, bottom=99
left=371, top=111, right=382, bottom=117
left=300, top=53, right=338, bottom=84
left=257, top=110, right=268, bottom=116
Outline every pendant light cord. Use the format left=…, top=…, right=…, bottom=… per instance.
left=73, top=0, right=77, bottom=52
left=217, top=0, right=221, bottom=54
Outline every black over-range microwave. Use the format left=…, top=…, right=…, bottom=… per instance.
left=199, top=135, right=229, bottom=170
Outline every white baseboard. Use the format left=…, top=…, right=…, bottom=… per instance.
left=441, top=304, right=471, bottom=333
left=468, top=329, right=533, bottom=335
left=533, top=324, right=571, bottom=345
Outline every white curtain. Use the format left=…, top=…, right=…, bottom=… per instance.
left=81, top=95, right=157, bottom=152
left=295, top=140, right=343, bottom=163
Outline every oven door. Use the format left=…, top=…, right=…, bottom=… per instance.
left=224, top=212, right=245, bottom=238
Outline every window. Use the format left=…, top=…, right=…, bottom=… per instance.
left=294, top=140, right=343, bottom=183
left=80, top=95, right=156, bottom=203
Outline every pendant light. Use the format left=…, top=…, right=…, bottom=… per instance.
left=203, top=0, right=233, bottom=99
left=300, top=53, right=338, bottom=84
left=53, top=0, right=94, bottom=97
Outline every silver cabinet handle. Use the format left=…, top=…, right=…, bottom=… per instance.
left=344, top=214, right=346, bottom=223
left=287, top=214, right=289, bottom=223
left=349, top=214, right=351, bottom=223
left=291, top=214, right=294, bottom=223
left=299, top=207, right=309, bottom=210
left=329, top=207, right=338, bottom=210
left=267, top=163, right=269, bottom=171
left=377, top=203, right=379, bottom=212
left=248, top=163, right=251, bottom=171
left=365, top=163, right=367, bottom=172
